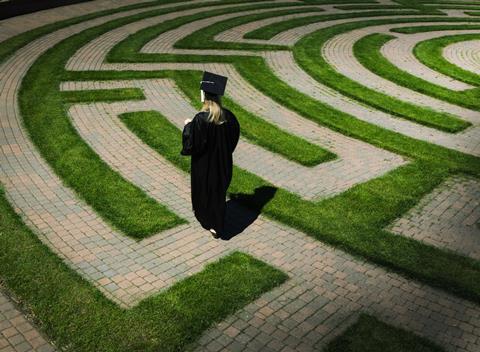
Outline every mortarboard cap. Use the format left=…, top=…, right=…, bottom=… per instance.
left=200, top=71, right=228, bottom=96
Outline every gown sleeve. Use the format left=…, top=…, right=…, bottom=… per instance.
left=228, top=112, right=240, bottom=154
left=181, top=114, right=207, bottom=156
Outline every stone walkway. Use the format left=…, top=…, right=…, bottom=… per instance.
left=0, top=285, right=55, bottom=352
left=443, top=39, right=480, bottom=75
left=386, top=174, right=480, bottom=261
left=1, top=0, right=480, bottom=351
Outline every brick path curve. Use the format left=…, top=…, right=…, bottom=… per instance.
left=323, top=23, right=480, bottom=121
left=380, top=28, right=476, bottom=90
left=443, top=39, right=480, bottom=75
left=1, top=1, right=480, bottom=351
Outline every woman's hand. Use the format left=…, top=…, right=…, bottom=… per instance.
left=184, top=118, right=192, bottom=125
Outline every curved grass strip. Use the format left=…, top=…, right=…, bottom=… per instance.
left=334, top=4, right=404, bottom=10
left=244, top=10, right=429, bottom=40
left=174, top=6, right=325, bottom=51
left=324, top=313, right=445, bottom=352
left=107, top=1, right=312, bottom=64
left=173, top=70, right=336, bottom=167
left=293, top=17, right=480, bottom=133
left=61, top=87, right=146, bottom=103
left=354, top=32, right=480, bottom=111
left=391, top=24, right=480, bottom=33
left=0, top=187, right=287, bottom=351
left=414, top=33, right=480, bottom=86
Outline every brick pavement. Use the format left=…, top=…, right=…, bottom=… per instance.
left=0, top=286, right=56, bottom=352
left=381, top=28, right=475, bottom=90
left=443, top=39, right=480, bottom=75
left=323, top=23, right=480, bottom=121
left=386, top=174, right=480, bottom=261
left=1, top=0, right=480, bottom=351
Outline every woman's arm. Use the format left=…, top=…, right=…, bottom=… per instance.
left=180, top=115, right=207, bottom=156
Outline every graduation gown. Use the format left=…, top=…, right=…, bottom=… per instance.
left=180, top=108, right=240, bottom=234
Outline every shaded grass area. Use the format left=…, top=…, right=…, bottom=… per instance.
left=413, top=33, right=480, bottom=87
left=323, top=314, right=445, bottom=352
left=59, top=2, right=480, bottom=302
left=293, top=17, right=480, bottom=133
left=173, top=70, right=336, bottom=166
left=0, top=184, right=287, bottom=351
left=354, top=32, right=480, bottom=112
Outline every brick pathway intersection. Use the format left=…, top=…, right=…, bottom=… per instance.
left=0, top=0, right=480, bottom=351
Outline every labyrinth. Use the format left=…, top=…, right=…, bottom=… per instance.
left=1, top=0, right=480, bottom=351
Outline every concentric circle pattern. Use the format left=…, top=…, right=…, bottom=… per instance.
left=1, top=0, right=480, bottom=351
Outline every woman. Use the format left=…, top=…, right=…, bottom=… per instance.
left=181, top=71, right=240, bottom=239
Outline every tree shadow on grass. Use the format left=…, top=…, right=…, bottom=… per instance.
left=221, top=186, right=277, bottom=241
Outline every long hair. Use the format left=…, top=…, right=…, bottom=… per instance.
left=201, top=91, right=226, bottom=125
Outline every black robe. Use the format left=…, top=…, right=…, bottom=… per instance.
left=180, top=108, right=240, bottom=234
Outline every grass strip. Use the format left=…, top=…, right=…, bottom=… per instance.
left=354, top=32, right=480, bottom=112
left=0, top=185, right=287, bottom=351
left=293, top=17, right=480, bottom=133
left=107, top=1, right=317, bottom=63
left=173, top=70, right=336, bottom=166
left=414, top=33, right=480, bottom=86
left=324, top=314, right=445, bottom=352
left=174, top=6, right=325, bottom=51
left=391, top=24, right=480, bottom=33
left=243, top=10, right=432, bottom=39
left=61, top=87, right=146, bottom=103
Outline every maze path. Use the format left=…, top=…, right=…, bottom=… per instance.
left=265, top=50, right=480, bottom=156
left=1, top=0, right=480, bottom=351
left=322, top=23, right=480, bottom=122
left=443, top=39, right=480, bottom=75
left=381, top=27, right=476, bottom=90
left=0, top=287, right=56, bottom=352
left=385, top=174, right=480, bottom=261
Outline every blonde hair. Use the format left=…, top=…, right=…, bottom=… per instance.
left=201, top=92, right=226, bottom=125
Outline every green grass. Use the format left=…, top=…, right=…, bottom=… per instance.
left=61, top=87, right=146, bottom=103
left=323, top=314, right=446, bottom=352
left=413, top=33, right=480, bottom=87
left=0, top=184, right=287, bottom=351
left=106, top=1, right=315, bottom=64
left=353, top=32, right=480, bottom=112
left=173, top=70, right=337, bottom=167
left=174, top=6, right=325, bottom=51
left=243, top=10, right=433, bottom=40
left=293, top=16, right=480, bottom=133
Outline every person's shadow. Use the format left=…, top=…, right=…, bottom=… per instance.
left=221, top=186, right=277, bottom=240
